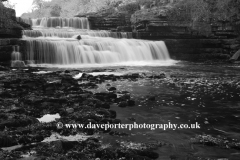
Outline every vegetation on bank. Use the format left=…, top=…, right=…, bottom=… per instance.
left=19, top=0, right=239, bottom=32
left=20, top=0, right=122, bottom=18
left=19, top=0, right=239, bottom=20
left=167, top=0, right=240, bottom=33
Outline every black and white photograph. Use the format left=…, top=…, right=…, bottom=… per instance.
left=0, top=0, right=240, bottom=159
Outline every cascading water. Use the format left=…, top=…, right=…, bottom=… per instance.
left=23, top=29, right=133, bottom=38
left=24, top=36, right=170, bottom=64
left=11, top=46, right=22, bottom=61
left=19, top=17, right=175, bottom=68
left=25, top=17, right=90, bottom=29
left=11, top=46, right=25, bottom=67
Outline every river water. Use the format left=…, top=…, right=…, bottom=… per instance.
left=14, top=17, right=240, bottom=159
left=82, top=63, right=240, bottom=159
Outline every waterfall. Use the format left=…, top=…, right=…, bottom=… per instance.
left=11, top=46, right=25, bottom=67
left=23, top=36, right=171, bottom=66
left=11, top=46, right=22, bottom=61
left=23, top=30, right=133, bottom=38
left=18, top=16, right=175, bottom=67
left=29, top=17, right=90, bottom=29
left=17, top=18, right=32, bottom=26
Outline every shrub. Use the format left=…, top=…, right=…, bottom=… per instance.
left=50, top=5, right=61, bottom=17
left=118, top=2, right=140, bottom=14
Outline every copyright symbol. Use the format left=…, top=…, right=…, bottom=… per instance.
left=56, top=122, right=64, bottom=129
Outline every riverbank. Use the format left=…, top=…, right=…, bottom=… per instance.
left=0, top=63, right=240, bottom=159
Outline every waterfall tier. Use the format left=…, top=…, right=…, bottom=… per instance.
left=25, top=17, right=90, bottom=29
left=23, top=29, right=133, bottom=39
left=11, top=46, right=22, bottom=61
left=11, top=45, right=26, bottom=67
left=23, top=36, right=171, bottom=66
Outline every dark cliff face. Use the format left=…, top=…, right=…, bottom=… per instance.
left=131, top=6, right=239, bottom=39
left=0, top=3, right=23, bottom=38
left=0, top=2, right=26, bottom=64
left=87, top=14, right=132, bottom=32
left=76, top=10, right=132, bottom=32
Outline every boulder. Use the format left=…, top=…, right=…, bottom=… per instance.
left=0, top=5, right=23, bottom=38
left=11, top=60, right=25, bottom=67
left=0, top=134, right=17, bottom=147
left=118, top=101, right=128, bottom=108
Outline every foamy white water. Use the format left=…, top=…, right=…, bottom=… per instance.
left=23, top=36, right=172, bottom=65
left=28, top=60, right=177, bottom=68
left=18, top=18, right=176, bottom=68
left=23, top=29, right=132, bottom=38
left=25, top=17, right=90, bottom=29
left=11, top=45, right=22, bottom=61
left=11, top=45, right=26, bottom=67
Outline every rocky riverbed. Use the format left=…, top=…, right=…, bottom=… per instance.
left=0, top=62, right=240, bottom=160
